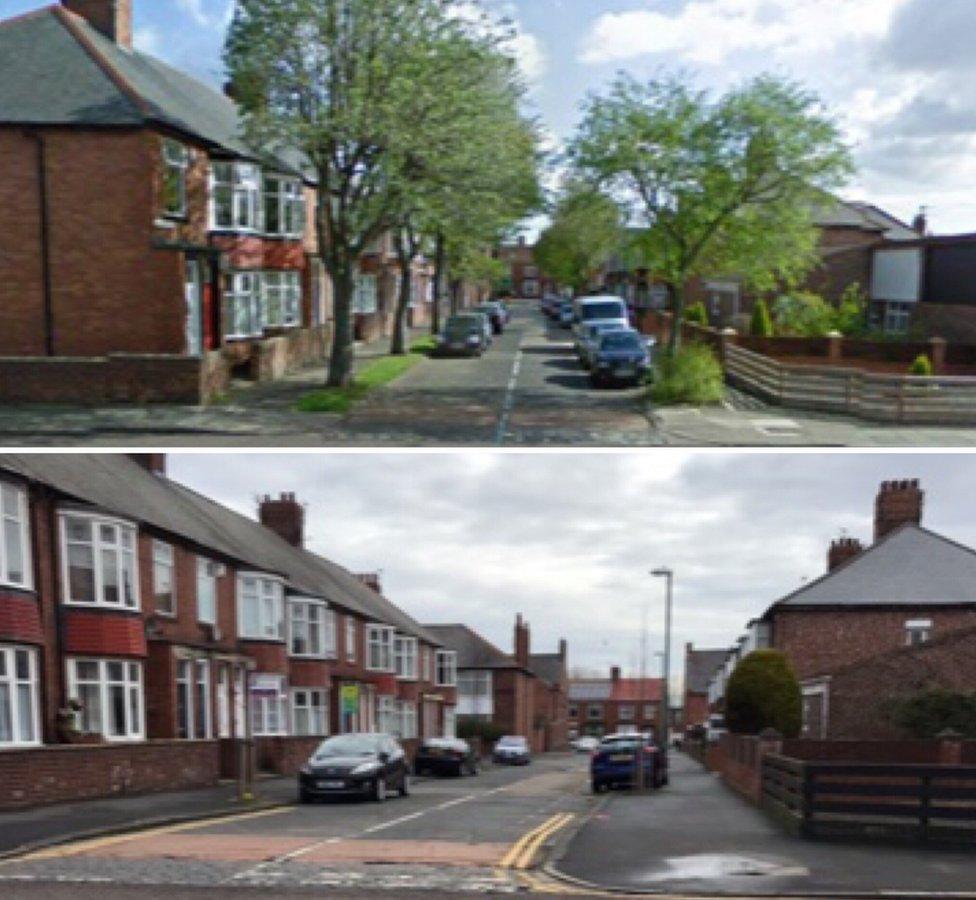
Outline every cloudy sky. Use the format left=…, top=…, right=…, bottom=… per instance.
left=11, top=0, right=975, bottom=234
left=168, top=452, right=976, bottom=691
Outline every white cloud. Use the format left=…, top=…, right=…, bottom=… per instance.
left=133, top=26, right=160, bottom=55
left=453, top=0, right=547, bottom=84
left=175, top=0, right=233, bottom=30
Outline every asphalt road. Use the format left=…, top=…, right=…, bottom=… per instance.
left=0, top=753, right=592, bottom=895
left=554, top=750, right=976, bottom=896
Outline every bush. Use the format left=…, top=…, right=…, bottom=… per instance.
left=750, top=299, right=774, bottom=337
left=683, top=301, right=710, bottom=326
left=835, top=283, right=868, bottom=337
left=651, top=343, right=724, bottom=406
left=772, top=291, right=835, bottom=337
left=886, top=689, right=976, bottom=739
left=725, top=650, right=802, bottom=737
left=457, top=717, right=507, bottom=745
left=909, top=354, right=933, bottom=377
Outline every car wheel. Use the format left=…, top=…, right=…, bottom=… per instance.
left=469, top=761, right=479, bottom=776
left=591, top=780, right=603, bottom=794
left=399, top=773, right=411, bottom=797
left=299, top=788, right=313, bottom=804
left=373, top=777, right=387, bottom=802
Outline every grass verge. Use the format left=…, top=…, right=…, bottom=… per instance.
left=650, top=343, right=725, bottom=406
left=296, top=342, right=432, bottom=414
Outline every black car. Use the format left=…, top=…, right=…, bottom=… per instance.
left=435, top=314, right=491, bottom=356
left=414, top=738, right=479, bottom=777
left=590, top=330, right=653, bottom=387
left=298, top=732, right=410, bottom=802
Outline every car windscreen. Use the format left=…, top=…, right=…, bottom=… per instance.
left=498, top=737, right=526, bottom=747
left=600, top=332, right=643, bottom=351
left=313, top=735, right=380, bottom=758
left=446, top=318, right=479, bottom=332
left=600, top=739, right=641, bottom=751
left=581, top=302, right=625, bottom=321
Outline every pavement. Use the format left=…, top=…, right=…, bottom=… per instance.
left=0, top=753, right=594, bottom=895
left=552, top=751, right=976, bottom=896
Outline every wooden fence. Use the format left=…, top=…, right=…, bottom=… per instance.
left=726, top=344, right=976, bottom=425
left=761, top=755, right=976, bottom=845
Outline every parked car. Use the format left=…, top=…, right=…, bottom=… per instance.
left=571, top=735, right=600, bottom=753
left=542, top=294, right=562, bottom=317
left=590, top=733, right=668, bottom=793
left=590, top=330, right=653, bottom=387
left=435, top=313, right=491, bottom=356
left=497, top=300, right=511, bottom=325
left=705, top=714, right=727, bottom=744
left=557, top=300, right=575, bottom=329
left=576, top=322, right=629, bottom=369
left=476, top=301, right=506, bottom=335
left=414, top=738, right=479, bottom=777
left=493, top=735, right=531, bottom=765
left=298, top=733, right=410, bottom=802
left=572, top=296, right=630, bottom=341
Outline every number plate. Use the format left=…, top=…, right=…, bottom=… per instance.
left=610, top=754, right=633, bottom=763
left=616, top=366, right=636, bottom=377
left=318, top=780, right=345, bottom=789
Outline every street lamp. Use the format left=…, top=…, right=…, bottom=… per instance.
left=651, top=568, right=674, bottom=750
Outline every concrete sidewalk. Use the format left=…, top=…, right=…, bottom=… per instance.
left=0, top=776, right=297, bottom=859
left=552, top=751, right=976, bottom=896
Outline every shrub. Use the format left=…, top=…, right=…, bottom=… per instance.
left=835, top=283, right=868, bottom=336
left=683, top=301, right=710, bottom=326
left=725, top=650, right=802, bottom=737
left=750, top=299, right=774, bottom=337
left=772, top=291, right=835, bottom=337
left=457, top=717, right=507, bottom=745
left=909, top=354, right=933, bottom=377
left=886, top=689, right=976, bottom=739
left=651, top=343, right=724, bottom=406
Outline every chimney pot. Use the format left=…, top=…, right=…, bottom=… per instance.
left=128, top=454, right=166, bottom=476
left=611, top=666, right=621, bottom=682
left=62, top=0, right=132, bottom=48
left=259, top=492, right=305, bottom=548
left=874, top=479, right=924, bottom=542
left=828, top=535, right=864, bottom=571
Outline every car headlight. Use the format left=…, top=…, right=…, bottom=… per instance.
left=351, top=761, right=381, bottom=776
left=299, top=764, right=312, bottom=776
left=467, top=335, right=480, bottom=344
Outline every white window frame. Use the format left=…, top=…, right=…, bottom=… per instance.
left=196, top=557, right=219, bottom=626
left=457, top=670, right=492, bottom=717
left=210, top=160, right=261, bottom=232
left=905, top=619, right=933, bottom=646
left=377, top=695, right=398, bottom=735
left=176, top=656, right=212, bottom=740
left=422, top=646, right=433, bottom=683
left=237, top=573, right=286, bottom=641
left=435, top=650, right=457, bottom=687
left=152, top=540, right=176, bottom=617
left=618, top=704, right=635, bottom=721
left=263, top=175, right=306, bottom=238
left=642, top=703, right=656, bottom=720
left=366, top=624, right=395, bottom=672
left=60, top=512, right=139, bottom=610
left=250, top=674, right=287, bottom=736
left=398, top=700, right=418, bottom=739
left=292, top=688, right=329, bottom=736
left=288, top=598, right=336, bottom=658
left=223, top=271, right=263, bottom=340
left=216, top=664, right=231, bottom=738
left=67, top=658, right=144, bottom=742
left=263, top=271, right=302, bottom=329
left=885, top=301, right=913, bottom=334
left=394, top=635, right=418, bottom=680
left=0, top=644, right=40, bottom=747
left=162, top=139, right=189, bottom=218
left=587, top=704, right=602, bottom=721
left=353, top=272, right=379, bottom=315
left=0, top=480, right=32, bottom=590
left=346, top=617, right=357, bottom=663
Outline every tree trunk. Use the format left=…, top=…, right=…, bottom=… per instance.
left=450, top=279, right=461, bottom=315
left=328, top=262, right=356, bottom=386
left=431, top=232, right=446, bottom=336
left=669, top=280, right=686, bottom=356
left=390, top=234, right=413, bottom=356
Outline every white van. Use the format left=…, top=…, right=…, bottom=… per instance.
left=572, top=296, right=630, bottom=341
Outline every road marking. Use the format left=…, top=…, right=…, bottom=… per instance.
left=494, top=335, right=525, bottom=446
left=499, top=812, right=574, bottom=870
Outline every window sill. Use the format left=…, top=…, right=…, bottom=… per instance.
left=0, top=740, right=42, bottom=750
left=289, top=652, right=338, bottom=660
left=62, top=601, right=142, bottom=614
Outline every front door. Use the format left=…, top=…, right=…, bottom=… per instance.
left=185, top=259, right=203, bottom=356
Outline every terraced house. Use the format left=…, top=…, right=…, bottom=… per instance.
left=0, top=454, right=457, bottom=809
left=0, top=0, right=439, bottom=405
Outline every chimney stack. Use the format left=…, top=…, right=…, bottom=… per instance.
left=258, top=492, right=304, bottom=548
left=558, top=639, right=567, bottom=660
left=875, top=479, right=924, bottom=542
left=611, top=665, right=621, bottom=682
left=62, top=1, right=132, bottom=48
left=912, top=207, right=929, bottom=237
left=828, top=536, right=864, bottom=571
left=128, top=453, right=166, bottom=476
left=514, top=614, right=530, bottom=667
left=356, top=573, right=382, bottom=594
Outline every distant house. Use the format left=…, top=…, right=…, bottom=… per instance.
left=568, top=667, right=664, bottom=739
left=495, top=240, right=555, bottom=299
left=683, top=644, right=730, bottom=730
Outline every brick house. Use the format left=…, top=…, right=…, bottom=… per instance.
left=425, top=615, right=568, bottom=752
left=682, top=644, right=730, bottom=730
left=0, top=453, right=457, bottom=806
left=495, top=239, right=555, bottom=299
left=0, top=1, right=441, bottom=404
left=568, top=668, right=664, bottom=739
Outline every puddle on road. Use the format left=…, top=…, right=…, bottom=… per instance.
left=643, top=853, right=808, bottom=883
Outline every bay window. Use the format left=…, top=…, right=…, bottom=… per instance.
left=366, top=624, right=395, bottom=671
left=1, top=481, right=30, bottom=589
left=196, top=557, right=219, bottom=625
left=435, top=650, right=457, bottom=687
left=238, top=574, right=285, bottom=640
left=292, top=688, right=328, bottom=736
left=67, top=658, right=143, bottom=741
left=394, top=635, right=418, bottom=680
left=210, top=161, right=260, bottom=232
left=223, top=271, right=263, bottom=339
left=0, top=645, right=39, bottom=746
left=161, top=139, right=189, bottom=218
left=250, top=674, right=287, bottom=735
left=152, top=541, right=176, bottom=616
left=176, top=657, right=211, bottom=739
left=457, top=671, right=492, bottom=717
left=289, top=599, right=336, bottom=657
left=264, top=176, right=305, bottom=238
left=263, top=271, right=302, bottom=329
left=61, top=513, right=138, bottom=609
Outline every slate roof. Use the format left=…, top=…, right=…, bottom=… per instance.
left=0, top=6, right=303, bottom=175
left=423, top=625, right=519, bottom=671
left=528, top=653, right=565, bottom=686
left=765, top=523, right=976, bottom=614
left=568, top=681, right=612, bottom=702
left=684, top=648, right=732, bottom=694
left=814, top=200, right=918, bottom=241
left=0, top=454, right=439, bottom=645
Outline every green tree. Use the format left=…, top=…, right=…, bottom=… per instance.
left=886, top=689, right=976, bottom=739
left=750, top=298, right=774, bottom=336
left=772, top=291, right=836, bottom=336
left=534, top=183, right=623, bottom=294
left=835, top=282, right=868, bottom=336
left=225, top=0, right=479, bottom=386
left=569, top=73, right=852, bottom=353
left=725, top=650, right=802, bottom=737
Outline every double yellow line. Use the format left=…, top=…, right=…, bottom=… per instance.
left=499, top=812, right=575, bottom=871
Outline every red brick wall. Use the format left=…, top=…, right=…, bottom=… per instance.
left=243, top=641, right=289, bottom=675
left=0, top=591, right=43, bottom=645
left=684, top=692, right=709, bottom=730
left=771, top=607, right=976, bottom=680
left=0, top=740, right=220, bottom=810
left=63, top=610, right=147, bottom=657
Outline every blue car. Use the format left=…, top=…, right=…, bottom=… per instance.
left=590, top=733, right=668, bottom=793
left=590, top=330, right=654, bottom=387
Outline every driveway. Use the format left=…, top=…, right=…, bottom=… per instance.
left=553, top=750, right=976, bottom=895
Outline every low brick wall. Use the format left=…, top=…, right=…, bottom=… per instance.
left=254, top=736, right=322, bottom=775
left=0, top=740, right=221, bottom=810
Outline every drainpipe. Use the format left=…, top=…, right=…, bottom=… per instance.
left=27, top=130, right=55, bottom=356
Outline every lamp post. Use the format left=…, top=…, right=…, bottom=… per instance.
left=651, top=568, right=674, bottom=749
